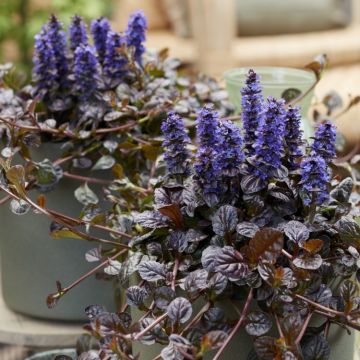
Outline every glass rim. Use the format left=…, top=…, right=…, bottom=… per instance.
left=223, top=66, right=316, bottom=86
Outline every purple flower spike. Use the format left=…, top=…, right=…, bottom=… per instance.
left=161, top=112, right=190, bottom=175
left=103, top=31, right=127, bottom=88
left=46, top=15, right=68, bottom=90
left=252, top=97, right=286, bottom=181
left=125, top=10, right=147, bottom=64
left=196, top=104, right=221, bottom=149
left=69, top=15, right=88, bottom=52
left=91, top=17, right=111, bottom=63
left=311, top=121, right=337, bottom=164
left=195, top=104, right=222, bottom=205
left=194, top=147, right=222, bottom=206
left=73, top=45, right=101, bottom=101
left=32, top=26, right=58, bottom=100
left=241, top=69, right=266, bottom=156
left=300, top=156, right=330, bottom=206
left=218, top=120, right=244, bottom=176
left=284, top=106, right=304, bottom=170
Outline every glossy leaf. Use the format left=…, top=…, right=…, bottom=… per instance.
left=92, top=155, right=115, bottom=170
left=236, top=222, right=260, bottom=238
left=201, top=245, right=220, bottom=272
left=284, top=221, right=309, bottom=243
left=138, top=260, right=166, bottom=281
left=167, top=297, right=192, bottom=323
left=330, top=177, right=353, bottom=203
left=215, top=246, right=249, bottom=281
left=335, top=217, right=360, bottom=244
left=245, top=311, right=272, bottom=336
left=74, top=183, right=99, bottom=205
left=135, top=211, right=169, bottom=229
left=85, top=247, right=102, bottom=262
left=301, top=334, right=330, bottom=360
left=212, top=205, right=238, bottom=236
left=154, top=286, right=176, bottom=310
left=126, top=286, right=148, bottom=306
left=10, top=199, right=30, bottom=215
left=241, top=175, right=266, bottom=194
left=293, top=254, right=322, bottom=270
left=104, top=260, right=122, bottom=275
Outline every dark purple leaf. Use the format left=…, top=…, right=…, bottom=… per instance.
left=241, top=175, right=266, bottom=194
left=138, top=261, right=166, bottom=281
left=208, top=273, right=228, bottom=295
left=236, top=222, right=259, bottom=238
left=212, top=205, right=238, bottom=236
left=126, top=286, right=148, bottom=306
left=135, top=211, right=169, bottom=229
left=154, top=286, right=176, bottom=310
left=167, top=297, right=192, bottom=323
left=245, top=311, right=272, bottom=336
left=335, top=217, right=360, bottom=244
left=284, top=221, right=309, bottom=243
left=85, top=305, right=106, bottom=320
left=184, top=269, right=208, bottom=293
left=301, top=334, right=330, bottom=360
left=330, top=177, right=353, bottom=203
left=293, top=254, right=322, bottom=270
left=168, top=230, right=188, bottom=252
left=201, top=246, right=220, bottom=272
left=215, top=246, right=249, bottom=281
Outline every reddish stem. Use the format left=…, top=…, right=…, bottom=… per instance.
left=295, top=311, right=313, bottom=344
left=171, top=256, right=180, bottom=291
left=62, top=171, right=112, bottom=185
left=60, top=248, right=127, bottom=294
left=212, top=288, right=254, bottom=360
left=133, top=313, right=168, bottom=340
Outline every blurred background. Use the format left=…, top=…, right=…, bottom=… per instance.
left=2, top=0, right=359, bottom=146
left=0, top=0, right=360, bottom=358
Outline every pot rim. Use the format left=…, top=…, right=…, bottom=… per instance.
left=223, top=66, right=316, bottom=87
left=24, top=348, right=76, bottom=360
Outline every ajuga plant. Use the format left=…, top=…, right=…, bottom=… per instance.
left=5, top=70, right=352, bottom=359
left=0, top=11, right=232, bottom=211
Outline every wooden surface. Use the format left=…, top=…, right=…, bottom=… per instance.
left=0, top=281, right=84, bottom=347
left=147, top=25, right=360, bottom=73
left=315, top=64, right=360, bottom=147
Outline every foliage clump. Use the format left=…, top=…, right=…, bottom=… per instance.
left=70, top=70, right=360, bottom=360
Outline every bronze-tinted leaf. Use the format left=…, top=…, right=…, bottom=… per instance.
left=37, top=194, right=46, bottom=208
left=300, top=239, right=323, bottom=254
left=243, top=228, right=284, bottom=265
left=304, top=54, right=328, bottom=80
left=201, top=330, right=227, bottom=351
left=158, top=204, right=183, bottom=228
left=6, top=165, right=26, bottom=195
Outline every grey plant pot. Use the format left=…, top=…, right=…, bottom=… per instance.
left=25, top=348, right=76, bottom=360
left=132, top=299, right=359, bottom=360
left=0, top=143, right=115, bottom=321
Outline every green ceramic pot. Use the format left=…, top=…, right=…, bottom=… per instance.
left=0, top=143, right=115, bottom=321
left=223, top=66, right=316, bottom=139
left=132, top=299, right=358, bottom=360
left=25, top=349, right=76, bottom=360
